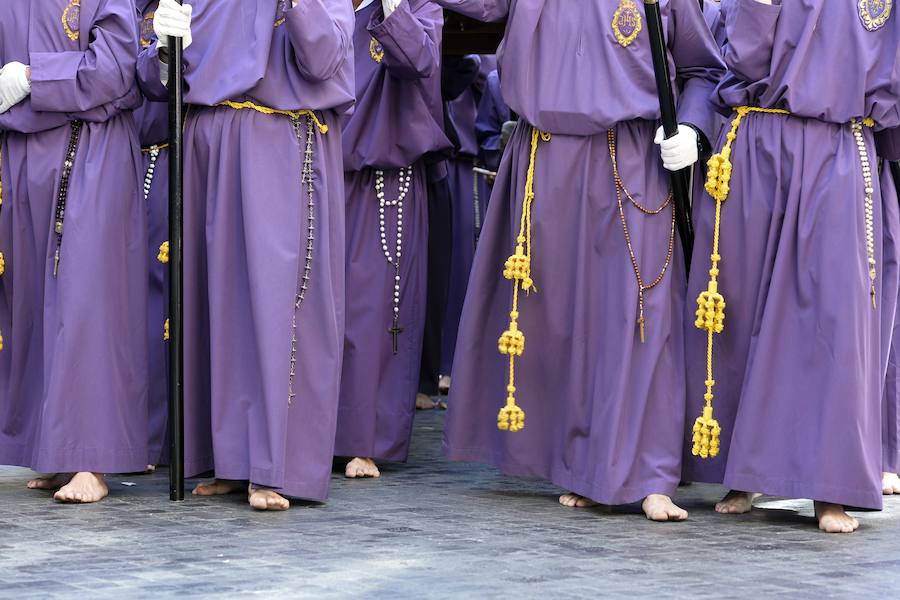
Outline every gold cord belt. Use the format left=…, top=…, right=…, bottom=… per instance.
left=692, top=107, right=876, bottom=460
left=216, top=100, right=328, bottom=134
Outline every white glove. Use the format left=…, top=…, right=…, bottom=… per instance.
left=382, top=0, right=402, bottom=18
left=0, top=62, right=31, bottom=115
left=154, top=0, right=193, bottom=51
left=654, top=124, right=699, bottom=172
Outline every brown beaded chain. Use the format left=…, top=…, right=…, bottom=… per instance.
left=607, top=128, right=676, bottom=343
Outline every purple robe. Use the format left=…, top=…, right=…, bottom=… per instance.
left=684, top=0, right=900, bottom=510
left=137, top=0, right=353, bottom=501
left=435, top=0, right=724, bottom=504
left=879, top=131, right=900, bottom=475
left=441, top=55, right=496, bottom=376
left=702, top=1, right=727, bottom=48
left=134, top=0, right=169, bottom=466
left=0, top=0, right=149, bottom=473
left=335, top=0, right=449, bottom=462
left=475, top=69, right=510, bottom=173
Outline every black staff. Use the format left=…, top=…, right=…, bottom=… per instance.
left=166, top=11, right=186, bottom=502
left=643, top=0, right=694, bottom=274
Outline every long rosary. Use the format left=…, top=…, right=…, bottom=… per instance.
left=607, top=128, right=675, bottom=343
left=376, top=166, right=412, bottom=354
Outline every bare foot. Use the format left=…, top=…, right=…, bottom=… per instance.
left=53, top=472, right=108, bottom=503
left=146, top=465, right=157, bottom=474
left=883, top=472, right=900, bottom=495
left=416, top=393, right=436, bottom=410
left=27, top=473, right=73, bottom=491
left=559, top=492, right=597, bottom=508
left=248, top=484, right=290, bottom=511
left=192, top=479, right=246, bottom=496
left=438, top=375, right=451, bottom=395
left=642, top=494, right=688, bottom=521
left=815, top=501, right=859, bottom=533
left=345, top=457, right=381, bottom=478
left=715, top=490, right=761, bottom=514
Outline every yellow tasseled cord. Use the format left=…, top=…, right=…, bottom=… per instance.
left=692, top=106, right=789, bottom=459
left=216, top=100, right=329, bottom=134
left=497, top=127, right=550, bottom=432
left=164, top=318, right=169, bottom=341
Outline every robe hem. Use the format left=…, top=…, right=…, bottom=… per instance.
left=0, top=444, right=149, bottom=474
left=187, top=457, right=329, bottom=502
left=723, top=472, right=882, bottom=511
left=445, top=443, right=679, bottom=506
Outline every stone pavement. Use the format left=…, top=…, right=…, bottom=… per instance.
left=1, top=410, right=899, bottom=599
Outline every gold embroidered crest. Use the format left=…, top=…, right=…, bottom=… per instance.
left=370, top=38, right=384, bottom=64
left=612, top=0, right=642, bottom=48
left=62, top=0, right=81, bottom=42
left=140, top=12, right=155, bottom=48
left=275, top=0, right=288, bottom=27
left=859, top=0, right=893, bottom=31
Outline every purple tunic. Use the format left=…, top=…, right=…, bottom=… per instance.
left=441, top=55, right=495, bottom=375
left=702, top=1, right=727, bottom=48
left=137, top=0, right=354, bottom=501
left=134, top=0, right=169, bottom=466
left=0, top=0, right=149, bottom=473
left=334, top=0, right=449, bottom=462
left=684, top=0, right=900, bottom=510
left=879, top=132, right=900, bottom=475
left=435, top=0, right=724, bottom=504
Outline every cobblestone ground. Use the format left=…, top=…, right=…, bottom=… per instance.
left=1, top=410, right=899, bottom=599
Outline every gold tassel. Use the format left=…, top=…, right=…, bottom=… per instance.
left=163, top=318, right=169, bottom=341
left=497, top=128, right=550, bottom=432
left=0, top=251, right=4, bottom=277
left=157, top=241, right=169, bottom=264
left=692, top=106, right=788, bottom=459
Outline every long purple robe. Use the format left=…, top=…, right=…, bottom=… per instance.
left=0, top=0, right=149, bottom=473
left=137, top=0, right=354, bottom=501
left=879, top=132, right=900, bottom=475
left=440, top=55, right=495, bottom=376
left=134, top=0, right=169, bottom=466
left=684, top=0, right=900, bottom=510
left=335, top=0, right=449, bottom=462
left=702, top=1, right=727, bottom=48
left=435, top=0, right=724, bottom=504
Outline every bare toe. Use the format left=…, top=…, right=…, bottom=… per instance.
left=54, top=473, right=107, bottom=504
left=815, top=502, right=860, bottom=534
left=192, top=479, right=246, bottom=496
left=643, top=494, right=688, bottom=522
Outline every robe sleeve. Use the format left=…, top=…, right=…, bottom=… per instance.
left=28, top=0, right=139, bottom=114
left=136, top=42, right=168, bottom=102
left=428, top=0, right=509, bottom=22
left=722, top=0, right=782, bottom=83
left=284, top=0, right=353, bottom=83
left=475, top=71, right=506, bottom=171
left=669, top=0, right=727, bottom=144
left=369, top=0, right=442, bottom=81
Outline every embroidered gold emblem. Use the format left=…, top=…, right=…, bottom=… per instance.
left=612, top=0, right=642, bottom=48
left=62, top=0, right=81, bottom=42
left=140, top=12, right=155, bottom=48
left=370, top=38, right=384, bottom=64
left=275, top=0, right=287, bottom=27
left=859, top=0, right=893, bottom=31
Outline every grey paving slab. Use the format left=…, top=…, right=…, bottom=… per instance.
left=1, top=410, right=899, bottom=599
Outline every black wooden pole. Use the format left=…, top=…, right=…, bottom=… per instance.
left=643, top=0, right=694, bottom=274
left=166, top=23, right=185, bottom=502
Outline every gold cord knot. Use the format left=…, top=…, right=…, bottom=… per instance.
left=157, top=241, right=169, bottom=264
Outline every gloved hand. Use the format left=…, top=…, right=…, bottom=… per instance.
left=154, top=0, right=193, bottom=51
left=382, top=0, right=402, bottom=18
left=654, top=124, right=699, bottom=172
left=0, top=62, right=31, bottom=115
